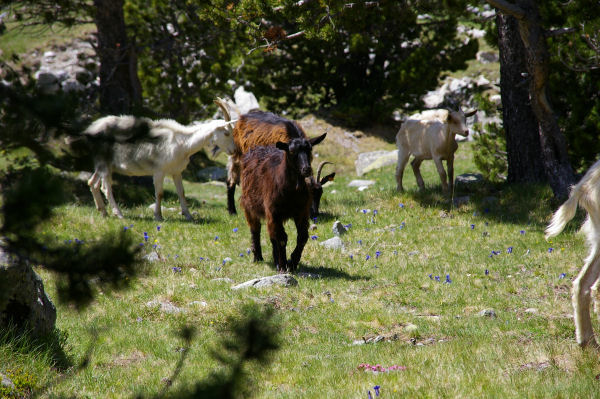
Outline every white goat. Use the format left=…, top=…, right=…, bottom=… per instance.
left=395, top=109, right=476, bottom=193
left=546, top=159, right=600, bottom=349
left=85, top=111, right=235, bottom=221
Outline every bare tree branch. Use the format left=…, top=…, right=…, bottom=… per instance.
left=546, top=27, right=577, bottom=37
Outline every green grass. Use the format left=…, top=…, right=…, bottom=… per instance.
left=1, top=130, right=596, bottom=399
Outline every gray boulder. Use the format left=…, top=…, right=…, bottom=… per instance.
left=355, top=150, right=398, bottom=176
left=231, top=274, right=298, bottom=290
left=332, top=221, right=348, bottom=236
left=1, top=372, right=15, bottom=389
left=0, top=246, right=56, bottom=336
left=320, top=236, right=344, bottom=250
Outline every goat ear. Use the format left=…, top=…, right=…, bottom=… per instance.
left=309, top=133, right=327, bottom=146
left=275, top=141, right=289, bottom=152
left=320, top=172, right=335, bottom=185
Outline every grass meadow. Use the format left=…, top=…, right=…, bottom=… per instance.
left=2, top=125, right=599, bottom=398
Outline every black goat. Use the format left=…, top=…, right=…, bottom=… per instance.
left=240, top=135, right=325, bottom=272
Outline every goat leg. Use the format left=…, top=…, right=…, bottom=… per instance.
left=100, top=175, right=123, bottom=219
left=88, top=172, right=108, bottom=217
left=432, top=156, right=448, bottom=193
left=395, top=149, right=410, bottom=192
left=245, top=212, right=263, bottom=262
left=447, top=157, right=455, bottom=194
left=411, top=158, right=425, bottom=190
left=268, top=218, right=288, bottom=272
left=289, top=214, right=309, bottom=272
left=573, top=253, right=600, bottom=348
left=172, top=173, right=193, bottom=221
left=152, top=173, right=165, bottom=221
left=226, top=156, right=239, bottom=215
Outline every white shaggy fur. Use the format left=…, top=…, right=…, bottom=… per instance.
left=395, top=109, right=475, bottom=193
left=86, top=114, right=235, bottom=221
left=546, top=159, right=600, bottom=348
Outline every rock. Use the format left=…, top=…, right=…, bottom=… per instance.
left=35, top=71, right=60, bottom=94
left=188, top=301, right=207, bottom=307
left=146, top=300, right=184, bottom=314
left=355, top=150, right=398, bottom=176
left=404, top=323, right=418, bottom=333
left=479, top=309, right=497, bottom=318
left=453, top=195, right=470, bottom=207
left=455, top=173, right=484, bottom=189
left=211, top=277, right=234, bottom=283
left=348, top=179, right=375, bottom=188
left=231, top=274, right=298, bottom=290
left=476, top=51, right=499, bottom=64
left=62, top=79, right=84, bottom=92
left=309, top=224, right=317, bottom=231
left=1, top=372, right=15, bottom=389
left=143, top=252, right=160, bottom=262
left=524, top=308, right=538, bottom=314
left=475, top=75, right=490, bottom=86
left=197, top=166, right=227, bottom=182
left=0, top=246, right=57, bottom=336
left=320, top=236, right=344, bottom=250
left=332, top=221, right=348, bottom=236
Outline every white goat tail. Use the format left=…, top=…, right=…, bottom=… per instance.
left=545, top=159, right=600, bottom=239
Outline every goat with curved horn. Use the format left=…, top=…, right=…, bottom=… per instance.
left=310, top=161, right=336, bottom=219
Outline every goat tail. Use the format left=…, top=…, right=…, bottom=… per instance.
left=545, top=190, right=580, bottom=239
left=545, top=160, right=600, bottom=239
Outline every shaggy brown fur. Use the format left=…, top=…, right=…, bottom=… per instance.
left=240, top=135, right=325, bottom=272
left=227, top=110, right=326, bottom=215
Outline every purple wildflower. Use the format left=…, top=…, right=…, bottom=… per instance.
left=559, top=273, right=566, bottom=279
left=435, top=276, right=440, bottom=282
left=399, top=203, right=405, bottom=208
left=214, top=236, right=219, bottom=241
left=374, top=385, right=380, bottom=396
left=350, top=254, right=354, bottom=260
left=358, top=240, right=363, bottom=245
left=157, top=225, right=161, bottom=231
left=445, top=274, right=452, bottom=283
left=507, top=246, right=513, bottom=254
left=485, top=269, right=489, bottom=275
left=366, top=255, right=371, bottom=261
left=470, top=224, right=475, bottom=229
left=311, top=235, right=318, bottom=240
left=548, top=247, right=554, bottom=253
left=233, top=227, right=238, bottom=233
left=373, top=210, right=378, bottom=216
left=429, top=274, right=433, bottom=279
left=368, top=391, right=373, bottom=399
left=172, top=267, right=182, bottom=273
left=520, top=230, right=526, bottom=235
left=375, top=251, right=381, bottom=258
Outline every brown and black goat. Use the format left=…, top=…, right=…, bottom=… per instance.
left=240, top=134, right=326, bottom=272
left=225, top=110, right=327, bottom=215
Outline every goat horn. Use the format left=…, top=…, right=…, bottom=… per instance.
left=316, top=161, right=333, bottom=181
left=214, top=98, right=231, bottom=122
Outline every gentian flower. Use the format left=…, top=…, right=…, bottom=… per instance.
left=233, top=227, right=238, bottom=233
left=311, top=235, right=318, bottom=240
left=399, top=203, right=405, bottom=208
left=445, top=274, right=452, bottom=283
left=373, top=210, right=378, bottom=216
left=435, top=276, right=440, bottom=282
left=375, top=251, right=381, bottom=258
left=214, top=236, right=219, bottom=241
left=366, top=255, right=371, bottom=260
left=485, top=269, right=489, bottom=275
left=559, top=273, right=566, bottom=279
left=507, top=247, right=513, bottom=254
left=368, top=391, right=373, bottom=399
left=470, top=224, right=475, bottom=229
left=429, top=274, right=433, bottom=279
left=157, top=225, right=161, bottom=231
left=374, top=386, right=380, bottom=396
left=548, top=247, right=554, bottom=253
left=520, top=230, right=526, bottom=235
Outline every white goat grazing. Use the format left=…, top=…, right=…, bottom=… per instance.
left=395, top=109, right=476, bottom=193
left=85, top=112, right=235, bottom=221
left=546, top=159, right=600, bottom=349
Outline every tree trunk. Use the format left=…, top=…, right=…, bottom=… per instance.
left=488, top=0, right=575, bottom=199
left=514, top=0, right=574, bottom=199
left=93, top=0, right=142, bottom=114
left=496, top=12, right=546, bottom=184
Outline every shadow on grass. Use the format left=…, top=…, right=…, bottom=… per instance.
left=404, top=181, right=563, bottom=228
left=0, top=325, right=72, bottom=371
left=297, top=264, right=370, bottom=281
